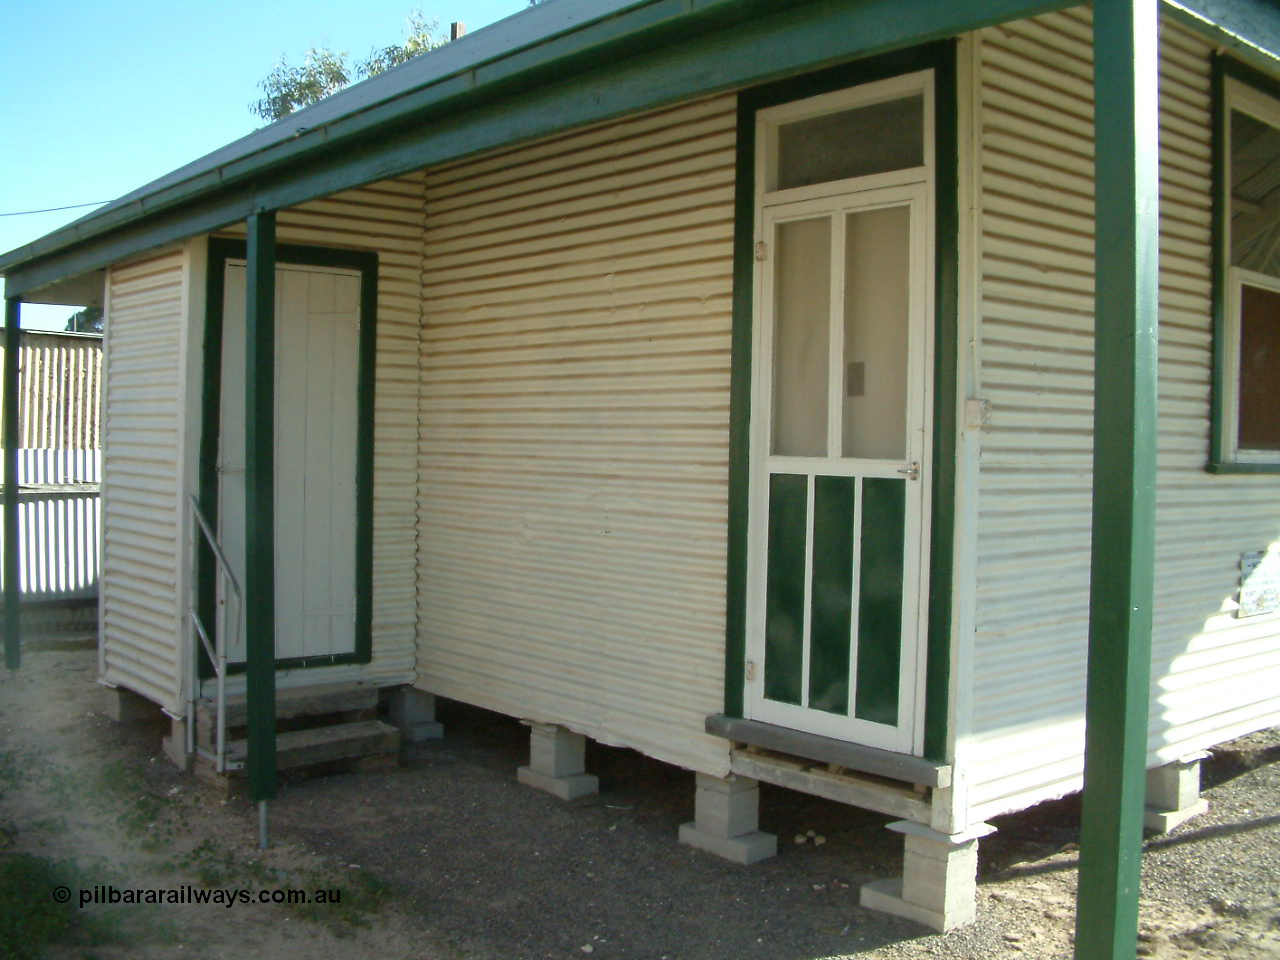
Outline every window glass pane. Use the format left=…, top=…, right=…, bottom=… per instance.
left=772, top=218, right=831, bottom=457
left=776, top=95, right=924, bottom=191
left=1231, top=109, right=1280, bottom=280
left=842, top=206, right=910, bottom=460
left=1238, top=282, right=1280, bottom=451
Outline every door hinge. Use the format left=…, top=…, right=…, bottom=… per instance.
left=755, top=241, right=768, bottom=262
left=745, top=660, right=757, bottom=681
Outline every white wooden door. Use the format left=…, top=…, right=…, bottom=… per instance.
left=217, top=262, right=361, bottom=664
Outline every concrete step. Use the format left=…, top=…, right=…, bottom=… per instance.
left=196, top=682, right=379, bottom=729
left=223, top=719, right=400, bottom=772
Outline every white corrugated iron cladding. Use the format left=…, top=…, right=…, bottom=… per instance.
left=963, top=7, right=1280, bottom=824
left=100, top=248, right=188, bottom=710
left=414, top=95, right=737, bottom=776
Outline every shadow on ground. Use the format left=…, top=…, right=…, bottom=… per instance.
left=270, top=698, right=931, bottom=960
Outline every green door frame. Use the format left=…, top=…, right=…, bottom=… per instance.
left=196, top=236, right=378, bottom=679
left=723, top=40, right=959, bottom=762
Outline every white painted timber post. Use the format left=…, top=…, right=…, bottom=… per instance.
left=678, top=772, right=777, bottom=865
left=861, top=820, right=995, bottom=931
left=517, top=722, right=599, bottom=800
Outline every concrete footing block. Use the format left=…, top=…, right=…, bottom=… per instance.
left=678, top=822, right=778, bottom=865
left=517, top=766, right=600, bottom=800
left=518, top=722, right=598, bottom=800
left=103, top=685, right=159, bottom=723
left=1145, top=752, right=1210, bottom=833
left=860, top=820, right=995, bottom=932
left=387, top=687, right=444, bottom=743
left=679, top=772, right=777, bottom=865
left=161, top=718, right=192, bottom=772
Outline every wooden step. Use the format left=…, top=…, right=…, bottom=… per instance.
left=196, top=682, right=379, bottom=729
left=223, top=719, right=400, bottom=772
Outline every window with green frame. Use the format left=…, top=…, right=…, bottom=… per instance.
left=1213, top=59, right=1280, bottom=471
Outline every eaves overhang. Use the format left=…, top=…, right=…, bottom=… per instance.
left=1, top=0, right=1277, bottom=300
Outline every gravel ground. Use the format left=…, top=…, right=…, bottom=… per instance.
left=2, top=643, right=1279, bottom=959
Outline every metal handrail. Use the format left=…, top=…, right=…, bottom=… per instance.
left=191, top=495, right=242, bottom=605
left=185, top=494, right=243, bottom=774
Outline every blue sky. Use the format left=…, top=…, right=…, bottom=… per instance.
left=0, top=0, right=532, bottom=330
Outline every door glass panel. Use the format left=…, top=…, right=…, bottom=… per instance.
left=772, top=217, right=831, bottom=457
left=842, top=205, right=910, bottom=460
left=776, top=95, right=925, bottom=191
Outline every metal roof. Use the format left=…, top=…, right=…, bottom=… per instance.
left=0, top=0, right=692, bottom=280
left=0, top=0, right=1276, bottom=297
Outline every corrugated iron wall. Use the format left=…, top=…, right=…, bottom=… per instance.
left=100, top=248, right=187, bottom=710
left=13, top=332, right=102, bottom=453
left=218, top=174, right=426, bottom=688
left=0, top=333, right=103, bottom=603
left=965, top=8, right=1280, bottom=822
left=416, top=95, right=738, bottom=776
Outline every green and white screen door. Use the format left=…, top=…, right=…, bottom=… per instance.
left=745, top=73, right=935, bottom=754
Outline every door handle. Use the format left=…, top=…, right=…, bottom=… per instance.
left=897, top=462, right=920, bottom=481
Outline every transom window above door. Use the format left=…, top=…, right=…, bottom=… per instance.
left=758, top=72, right=934, bottom=202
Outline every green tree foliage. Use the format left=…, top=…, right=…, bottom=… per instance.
left=252, top=13, right=448, bottom=122
left=64, top=307, right=103, bottom=334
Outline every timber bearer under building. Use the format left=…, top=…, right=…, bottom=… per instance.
left=3, top=1, right=1279, bottom=951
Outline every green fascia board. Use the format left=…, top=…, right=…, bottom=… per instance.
left=1, top=0, right=1081, bottom=296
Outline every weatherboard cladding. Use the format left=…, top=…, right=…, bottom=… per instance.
left=415, top=95, right=737, bottom=776
left=216, top=174, right=426, bottom=689
left=100, top=248, right=187, bottom=710
left=966, top=8, right=1280, bottom=822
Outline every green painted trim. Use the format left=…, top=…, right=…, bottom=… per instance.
left=1208, top=53, right=1228, bottom=468
left=763, top=474, right=807, bottom=706
left=809, top=475, right=855, bottom=717
left=1207, top=460, right=1280, bottom=474
left=197, top=238, right=379, bottom=679
left=1206, top=53, right=1280, bottom=473
left=925, top=44, right=960, bottom=762
left=854, top=478, right=907, bottom=726
left=244, top=212, right=279, bottom=804
left=2, top=0, right=1075, bottom=299
left=1074, top=2, right=1161, bottom=958
left=2, top=298, right=20, bottom=670
left=195, top=239, right=233, bottom=679
left=723, top=42, right=959, bottom=759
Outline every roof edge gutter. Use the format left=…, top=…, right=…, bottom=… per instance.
left=5, top=0, right=1275, bottom=296
left=0, top=0, right=779, bottom=280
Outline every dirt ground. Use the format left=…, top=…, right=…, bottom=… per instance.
left=2, top=642, right=1279, bottom=960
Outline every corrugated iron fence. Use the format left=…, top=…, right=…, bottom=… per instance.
left=1, top=331, right=103, bottom=601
